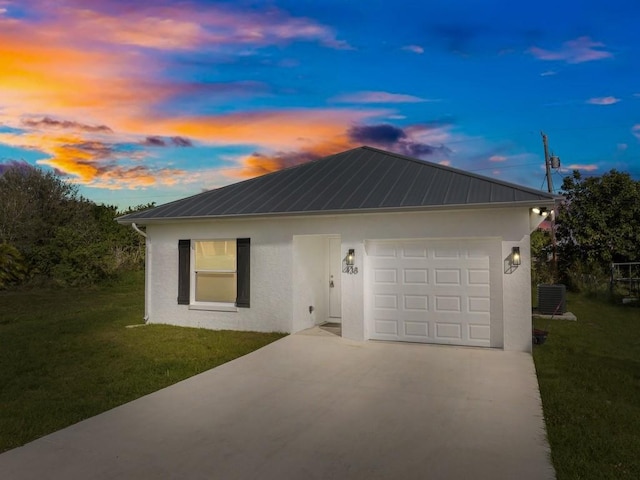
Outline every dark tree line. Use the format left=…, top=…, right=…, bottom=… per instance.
left=0, top=163, right=152, bottom=288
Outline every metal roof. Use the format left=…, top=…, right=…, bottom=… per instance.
left=118, top=146, right=558, bottom=223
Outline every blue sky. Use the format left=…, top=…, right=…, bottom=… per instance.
left=0, top=0, right=638, bottom=208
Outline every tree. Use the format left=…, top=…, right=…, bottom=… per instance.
left=530, top=228, right=554, bottom=285
left=0, top=162, right=80, bottom=248
left=0, top=163, right=151, bottom=287
left=556, top=170, right=640, bottom=272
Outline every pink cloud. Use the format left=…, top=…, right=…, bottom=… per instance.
left=489, top=155, right=507, bottom=162
left=633, top=125, right=640, bottom=140
left=48, top=3, right=351, bottom=51
left=529, top=36, right=613, bottom=64
left=586, top=96, right=620, bottom=105
left=566, top=164, right=598, bottom=172
left=402, top=45, right=424, bottom=54
left=332, top=91, right=430, bottom=104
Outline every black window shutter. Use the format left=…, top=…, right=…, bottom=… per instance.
left=236, top=238, right=250, bottom=308
left=177, top=239, right=190, bottom=305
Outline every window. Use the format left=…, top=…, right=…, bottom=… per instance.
left=194, top=240, right=236, bottom=303
left=177, top=238, right=250, bottom=308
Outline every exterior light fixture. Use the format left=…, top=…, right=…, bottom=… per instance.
left=343, top=249, right=358, bottom=274
left=346, top=249, right=355, bottom=266
left=511, top=247, right=521, bottom=266
left=532, top=207, right=550, bottom=217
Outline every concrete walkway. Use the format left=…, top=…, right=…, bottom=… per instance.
left=0, top=329, right=555, bottom=479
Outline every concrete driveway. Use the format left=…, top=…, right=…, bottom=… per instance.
left=0, top=328, right=555, bottom=479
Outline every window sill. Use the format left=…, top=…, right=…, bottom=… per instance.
left=188, top=303, right=238, bottom=312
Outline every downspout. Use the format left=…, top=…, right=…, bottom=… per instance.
left=131, top=223, right=150, bottom=323
left=131, top=222, right=147, bottom=238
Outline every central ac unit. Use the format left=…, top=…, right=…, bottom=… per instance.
left=537, top=284, right=567, bottom=315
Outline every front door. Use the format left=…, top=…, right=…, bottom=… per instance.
left=328, top=237, right=342, bottom=320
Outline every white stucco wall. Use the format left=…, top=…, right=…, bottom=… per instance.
left=143, top=206, right=537, bottom=351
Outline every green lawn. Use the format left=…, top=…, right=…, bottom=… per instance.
left=0, top=271, right=286, bottom=453
left=533, top=294, right=640, bottom=479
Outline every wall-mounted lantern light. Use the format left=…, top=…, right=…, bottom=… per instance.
left=343, top=249, right=358, bottom=274
left=511, top=246, right=521, bottom=266
left=346, top=249, right=354, bottom=266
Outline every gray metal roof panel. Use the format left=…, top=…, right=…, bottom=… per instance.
left=287, top=157, right=339, bottom=211
left=360, top=158, right=407, bottom=208
left=327, top=152, right=387, bottom=210
left=117, top=146, right=559, bottom=223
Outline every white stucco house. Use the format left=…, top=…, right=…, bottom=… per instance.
left=118, top=146, right=558, bottom=352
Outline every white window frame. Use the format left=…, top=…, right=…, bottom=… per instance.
left=189, top=239, right=238, bottom=312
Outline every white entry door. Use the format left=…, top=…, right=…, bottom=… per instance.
left=368, top=239, right=493, bottom=347
left=328, top=237, right=342, bottom=320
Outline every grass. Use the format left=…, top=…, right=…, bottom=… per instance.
left=533, top=293, right=640, bottom=479
left=0, top=271, right=286, bottom=453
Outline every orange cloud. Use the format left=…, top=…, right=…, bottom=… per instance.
left=225, top=141, right=351, bottom=179
left=222, top=121, right=456, bottom=180
left=0, top=129, right=185, bottom=189
left=139, top=109, right=385, bottom=149
left=0, top=24, right=164, bottom=123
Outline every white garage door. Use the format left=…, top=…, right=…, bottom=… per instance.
left=368, top=239, right=492, bottom=347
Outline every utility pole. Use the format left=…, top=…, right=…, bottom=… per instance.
left=541, top=131, right=553, bottom=193
left=541, top=131, right=558, bottom=280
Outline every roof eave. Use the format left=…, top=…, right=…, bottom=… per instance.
left=116, top=198, right=561, bottom=225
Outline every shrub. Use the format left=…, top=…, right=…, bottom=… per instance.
left=0, top=243, right=27, bottom=289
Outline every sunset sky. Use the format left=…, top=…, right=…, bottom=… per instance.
left=1, top=0, right=639, bottom=208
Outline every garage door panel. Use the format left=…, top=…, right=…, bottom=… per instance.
left=403, top=294, right=429, bottom=311
left=374, top=294, right=398, bottom=309
left=469, top=324, right=490, bottom=341
left=434, top=295, right=462, bottom=312
left=468, top=296, right=490, bottom=313
left=468, top=269, right=490, bottom=285
left=373, top=268, right=397, bottom=284
left=435, top=322, right=462, bottom=340
left=434, top=269, right=461, bottom=285
left=374, top=319, right=399, bottom=335
left=369, top=239, right=492, bottom=347
left=404, top=321, right=429, bottom=337
left=370, top=243, right=398, bottom=258
left=433, top=246, right=460, bottom=259
left=403, top=268, right=429, bottom=285
left=400, top=244, right=428, bottom=259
